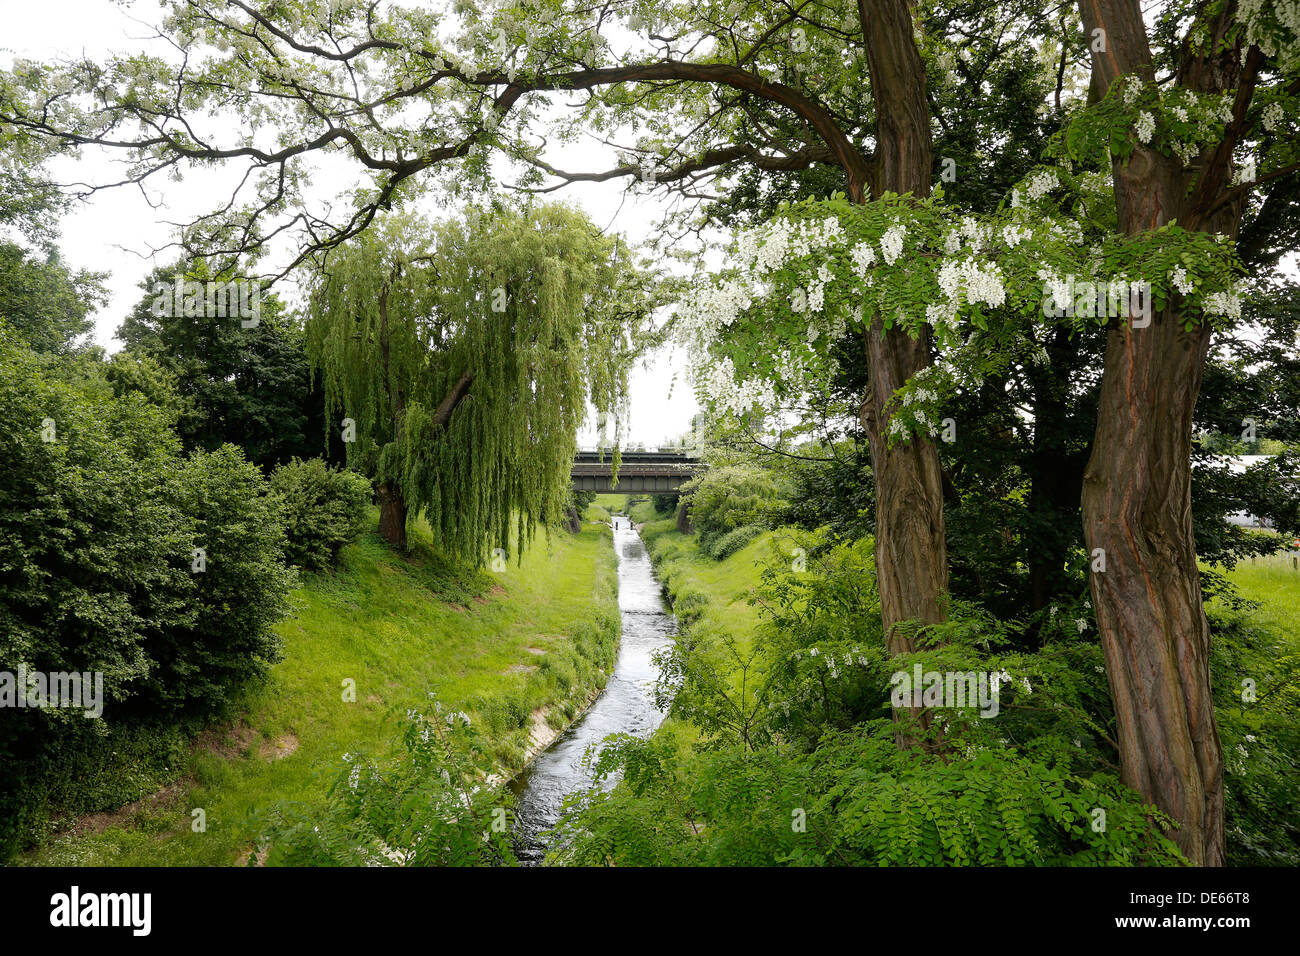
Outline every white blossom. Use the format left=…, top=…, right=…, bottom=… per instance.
left=1204, top=289, right=1243, bottom=320
left=1262, top=102, right=1285, bottom=132
left=1025, top=170, right=1058, bottom=201
left=880, top=223, right=907, bottom=265
left=850, top=241, right=876, bottom=276
left=1002, top=224, right=1031, bottom=248
left=1135, top=111, right=1156, bottom=144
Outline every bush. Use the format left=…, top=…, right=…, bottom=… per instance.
left=1209, top=607, right=1300, bottom=865
left=0, top=328, right=295, bottom=856
left=651, top=493, right=679, bottom=515
left=554, top=728, right=1183, bottom=866
left=262, top=707, right=514, bottom=866
left=703, top=523, right=764, bottom=561
left=681, top=464, right=786, bottom=556
left=270, top=457, right=372, bottom=571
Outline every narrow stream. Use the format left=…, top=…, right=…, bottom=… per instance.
left=508, top=516, right=677, bottom=864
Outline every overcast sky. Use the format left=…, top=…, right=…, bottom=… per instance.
left=1, top=0, right=705, bottom=449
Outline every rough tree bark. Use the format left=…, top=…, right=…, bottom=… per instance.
left=1077, top=0, right=1258, bottom=865
left=675, top=497, right=693, bottom=534
left=377, top=481, right=408, bottom=550
left=856, top=0, right=949, bottom=656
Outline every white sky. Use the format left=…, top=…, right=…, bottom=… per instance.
left=0, top=0, right=704, bottom=448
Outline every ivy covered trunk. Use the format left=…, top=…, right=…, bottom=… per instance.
left=857, top=0, right=948, bottom=655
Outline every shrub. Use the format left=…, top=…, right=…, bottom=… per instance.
left=651, top=493, right=679, bottom=515
left=681, top=464, right=786, bottom=556
left=553, top=728, right=1183, bottom=866
left=262, top=707, right=514, bottom=866
left=0, top=328, right=295, bottom=856
left=703, top=524, right=764, bottom=561
left=1209, top=607, right=1300, bottom=865
left=270, top=457, right=372, bottom=571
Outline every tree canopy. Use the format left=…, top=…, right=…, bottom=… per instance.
left=305, top=202, right=651, bottom=558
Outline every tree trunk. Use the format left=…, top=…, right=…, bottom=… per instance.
left=377, top=481, right=408, bottom=551
left=675, top=498, right=692, bottom=534
left=1075, top=0, right=1253, bottom=866
left=859, top=327, right=949, bottom=655
left=854, top=0, right=946, bottom=749
left=856, top=0, right=947, bottom=655
left=1081, top=315, right=1223, bottom=866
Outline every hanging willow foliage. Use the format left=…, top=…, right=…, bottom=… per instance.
left=304, top=202, right=649, bottom=561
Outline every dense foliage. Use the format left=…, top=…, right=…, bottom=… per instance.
left=270, top=458, right=373, bottom=572
left=0, top=327, right=295, bottom=855
left=117, top=262, right=332, bottom=469
left=0, top=242, right=103, bottom=355
left=263, top=706, right=515, bottom=867
left=305, top=204, right=648, bottom=559
left=679, top=464, right=787, bottom=560
left=557, top=517, right=1298, bottom=866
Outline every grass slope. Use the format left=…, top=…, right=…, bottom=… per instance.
left=1223, top=552, right=1300, bottom=640
left=26, top=512, right=618, bottom=866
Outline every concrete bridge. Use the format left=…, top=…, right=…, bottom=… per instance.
left=570, top=450, right=702, bottom=494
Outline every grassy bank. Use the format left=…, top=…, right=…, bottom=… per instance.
left=622, top=508, right=802, bottom=755
left=23, top=512, right=619, bottom=866
left=1222, top=551, right=1300, bottom=639
left=640, top=509, right=1300, bottom=760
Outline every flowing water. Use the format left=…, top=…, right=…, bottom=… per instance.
left=508, top=516, right=677, bottom=864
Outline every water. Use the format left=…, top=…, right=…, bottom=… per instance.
left=508, top=516, right=677, bottom=864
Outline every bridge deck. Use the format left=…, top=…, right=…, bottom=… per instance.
left=570, top=451, right=702, bottom=493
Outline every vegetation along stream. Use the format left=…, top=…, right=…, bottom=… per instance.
left=509, top=516, right=676, bottom=863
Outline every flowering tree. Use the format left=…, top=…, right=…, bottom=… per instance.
left=677, top=1, right=1299, bottom=864
left=0, top=0, right=959, bottom=664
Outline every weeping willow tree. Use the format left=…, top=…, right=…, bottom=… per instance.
left=304, top=203, right=647, bottom=558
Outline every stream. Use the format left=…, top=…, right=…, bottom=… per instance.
left=508, top=516, right=677, bottom=864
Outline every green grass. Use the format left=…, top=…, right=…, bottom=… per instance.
left=639, top=514, right=795, bottom=652
left=594, top=493, right=629, bottom=513
left=1221, top=551, right=1300, bottom=646
left=633, top=509, right=802, bottom=753
left=24, top=512, right=618, bottom=867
